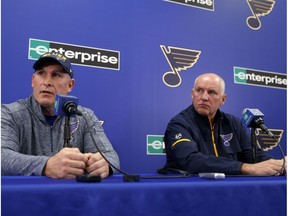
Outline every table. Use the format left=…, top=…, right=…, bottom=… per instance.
left=1, top=174, right=286, bottom=216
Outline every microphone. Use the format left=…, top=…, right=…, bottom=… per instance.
left=241, top=108, right=274, bottom=138
left=54, top=94, right=82, bottom=116
left=53, top=94, right=141, bottom=182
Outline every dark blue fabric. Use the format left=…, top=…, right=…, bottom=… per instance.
left=45, top=115, right=57, bottom=126
left=164, top=105, right=272, bottom=174
left=2, top=175, right=286, bottom=216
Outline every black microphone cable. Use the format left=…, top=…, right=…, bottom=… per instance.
left=81, top=113, right=140, bottom=182
left=272, top=136, right=286, bottom=176
left=253, top=122, right=286, bottom=176
left=81, top=110, right=286, bottom=180
left=81, top=112, right=193, bottom=182
left=242, top=108, right=286, bottom=175
left=255, top=125, right=287, bottom=176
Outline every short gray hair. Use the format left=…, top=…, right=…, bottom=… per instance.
left=194, top=73, right=226, bottom=95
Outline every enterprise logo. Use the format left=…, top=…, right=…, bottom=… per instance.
left=164, top=0, right=214, bottom=11
left=29, top=38, right=120, bottom=70
left=234, top=67, right=286, bottom=90
left=147, top=135, right=165, bottom=155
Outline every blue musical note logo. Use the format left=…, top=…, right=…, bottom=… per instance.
left=246, top=0, right=275, bottom=30
left=160, top=45, right=201, bottom=88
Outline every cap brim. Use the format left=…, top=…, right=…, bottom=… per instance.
left=33, top=57, right=70, bottom=74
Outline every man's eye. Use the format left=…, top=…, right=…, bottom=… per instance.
left=53, top=73, right=62, bottom=77
left=36, top=71, right=45, bottom=76
left=209, top=91, right=217, bottom=95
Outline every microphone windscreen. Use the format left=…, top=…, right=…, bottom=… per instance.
left=54, top=94, right=79, bottom=116
left=241, top=108, right=264, bottom=128
left=242, top=108, right=247, bottom=115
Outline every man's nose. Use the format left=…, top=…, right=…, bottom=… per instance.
left=43, top=76, right=53, bottom=87
left=201, top=91, right=209, bottom=100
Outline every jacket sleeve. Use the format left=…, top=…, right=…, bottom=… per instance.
left=1, top=104, right=49, bottom=176
left=80, top=107, right=120, bottom=175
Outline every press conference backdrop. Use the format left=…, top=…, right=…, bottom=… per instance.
left=2, top=0, right=287, bottom=173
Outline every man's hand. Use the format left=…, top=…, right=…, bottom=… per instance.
left=241, top=158, right=286, bottom=176
left=85, top=152, right=110, bottom=179
left=43, top=148, right=88, bottom=178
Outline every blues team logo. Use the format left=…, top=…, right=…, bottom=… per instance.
left=160, top=45, right=201, bottom=87
left=256, top=128, right=284, bottom=151
left=62, top=120, right=79, bottom=142
left=220, top=133, right=233, bottom=147
left=246, top=0, right=275, bottom=30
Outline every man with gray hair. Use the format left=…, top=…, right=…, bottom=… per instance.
left=162, top=73, right=286, bottom=176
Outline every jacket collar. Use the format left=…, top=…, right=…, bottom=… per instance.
left=30, top=95, right=49, bottom=123
left=191, top=104, right=223, bottom=124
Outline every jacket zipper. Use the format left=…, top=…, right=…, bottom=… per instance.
left=50, top=126, right=54, bottom=152
left=209, top=118, right=218, bottom=157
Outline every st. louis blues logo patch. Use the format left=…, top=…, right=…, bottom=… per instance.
left=62, top=120, right=79, bottom=142
left=220, top=133, right=233, bottom=147
left=70, top=121, right=79, bottom=134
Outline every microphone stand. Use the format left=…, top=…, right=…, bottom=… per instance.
left=251, top=127, right=257, bottom=163
left=63, top=115, right=72, bottom=148
left=62, top=110, right=101, bottom=182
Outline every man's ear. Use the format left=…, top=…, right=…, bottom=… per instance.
left=191, top=88, right=194, bottom=100
left=221, top=94, right=227, bottom=106
left=31, top=74, right=35, bottom=88
left=68, top=79, right=75, bottom=92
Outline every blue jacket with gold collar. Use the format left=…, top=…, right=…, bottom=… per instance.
left=164, top=105, right=272, bottom=175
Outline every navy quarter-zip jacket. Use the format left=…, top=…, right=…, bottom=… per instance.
left=164, top=105, right=272, bottom=175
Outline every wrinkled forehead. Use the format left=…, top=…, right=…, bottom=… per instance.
left=194, top=73, right=225, bottom=94
left=195, top=76, right=222, bottom=90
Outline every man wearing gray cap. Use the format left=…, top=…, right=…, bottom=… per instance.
left=1, top=52, right=120, bottom=179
